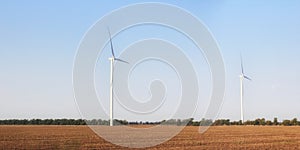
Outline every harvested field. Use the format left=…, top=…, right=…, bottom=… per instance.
left=0, top=125, right=300, bottom=149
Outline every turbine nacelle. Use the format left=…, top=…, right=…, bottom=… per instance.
left=108, top=57, right=129, bottom=64
left=240, top=74, right=252, bottom=81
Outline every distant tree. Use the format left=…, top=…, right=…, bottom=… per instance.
left=273, top=117, right=279, bottom=125
left=291, top=118, right=298, bottom=126
left=213, top=119, right=230, bottom=126
left=213, top=120, right=221, bottom=126
left=115, top=119, right=128, bottom=125
left=238, top=120, right=243, bottom=125
left=176, top=119, right=182, bottom=126
left=200, top=118, right=213, bottom=126
left=254, top=118, right=260, bottom=125
left=260, top=118, right=266, bottom=126
left=187, top=118, right=194, bottom=126
left=192, top=121, right=200, bottom=126
left=44, top=119, right=53, bottom=125
left=230, top=121, right=240, bottom=125
left=266, top=120, right=272, bottom=125
left=224, top=119, right=230, bottom=125
left=282, top=120, right=291, bottom=126
left=169, top=119, right=177, bottom=125
left=244, top=120, right=255, bottom=125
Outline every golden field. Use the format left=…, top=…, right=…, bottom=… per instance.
left=0, top=125, right=300, bottom=149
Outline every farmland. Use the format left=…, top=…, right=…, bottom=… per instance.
left=1, top=126, right=300, bottom=149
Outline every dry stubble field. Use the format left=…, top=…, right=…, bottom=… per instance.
left=0, top=125, right=300, bottom=149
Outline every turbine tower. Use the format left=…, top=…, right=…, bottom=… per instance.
left=107, top=28, right=128, bottom=126
left=240, top=55, right=251, bottom=123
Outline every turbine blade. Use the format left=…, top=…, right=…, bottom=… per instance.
left=244, top=75, right=252, bottom=81
left=107, top=27, right=115, bottom=58
left=240, top=54, right=244, bottom=74
left=115, top=58, right=129, bottom=64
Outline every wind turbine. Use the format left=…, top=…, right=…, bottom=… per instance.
left=107, top=28, right=128, bottom=126
left=240, top=55, right=251, bottom=123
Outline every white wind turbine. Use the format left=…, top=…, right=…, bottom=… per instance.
left=240, top=55, right=251, bottom=123
left=107, top=28, right=128, bottom=126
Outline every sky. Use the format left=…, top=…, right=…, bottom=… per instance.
left=1, top=1, right=300, bottom=121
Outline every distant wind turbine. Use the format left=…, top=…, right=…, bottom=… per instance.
left=240, top=55, right=251, bottom=123
left=107, top=28, right=128, bottom=126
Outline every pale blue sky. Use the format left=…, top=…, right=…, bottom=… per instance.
left=1, top=1, right=300, bottom=121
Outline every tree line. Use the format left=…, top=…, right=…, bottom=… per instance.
left=0, top=118, right=299, bottom=126
left=210, top=117, right=299, bottom=126
left=0, top=119, right=86, bottom=125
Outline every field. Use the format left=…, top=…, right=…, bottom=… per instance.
left=1, top=125, right=300, bottom=149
